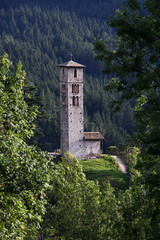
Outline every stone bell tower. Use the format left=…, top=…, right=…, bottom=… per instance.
left=57, top=59, right=86, bottom=158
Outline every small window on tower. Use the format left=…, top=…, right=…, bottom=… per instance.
left=76, top=84, right=79, bottom=93
left=62, top=96, right=66, bottom=105
left=72, top=84, right=79, bottom=93
left=73, top=96, right=79, bottom=106
left=72, top=84, right=76, bottom=93
left=73, top=96, right=76, bottom=105
left=74, top=68, right=77, bottom=78
left=62, top=68, right=64, bottom=76
left=76, top=96, right=79, bottom=106
left=61, top=84, right=66, bottom=93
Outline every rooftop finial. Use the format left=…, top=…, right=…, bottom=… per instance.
left=65, top=48, right=74, bottom=61
left=70, top=53, right=73, bottom=61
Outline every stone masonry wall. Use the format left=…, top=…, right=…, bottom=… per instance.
left=59, top=62, right=102, bottom=160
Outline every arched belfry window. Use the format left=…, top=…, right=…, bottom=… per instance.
left=73, top=96, right=79, bottom=106
left=72, top=84, right=79, bottom=93
left=74, top=68, right=77, bottom=78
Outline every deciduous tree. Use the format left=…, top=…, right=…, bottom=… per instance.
left=40, top=152, right=121, bottom=240
left=94, top=0, right=160, bottom=237
left=0, top=54, right=52, bottom=239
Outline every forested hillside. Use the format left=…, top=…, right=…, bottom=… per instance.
left=0, top=0, right=133, bottom=151
left=1, top=1, right=160, bottom=239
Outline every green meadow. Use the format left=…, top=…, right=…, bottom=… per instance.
left=80, top=155, right=129, bottom=190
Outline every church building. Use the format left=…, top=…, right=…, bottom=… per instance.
left=57, top=59, right=104, bottom=160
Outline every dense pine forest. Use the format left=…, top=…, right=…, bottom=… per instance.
left=1, top=0, right=160, bottom=239
left=0, top=0, right=134, bottom=152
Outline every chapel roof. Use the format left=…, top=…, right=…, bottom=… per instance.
left=57, top=60, right=86, bottom=68
left=83, top=132, right=104, bottom=140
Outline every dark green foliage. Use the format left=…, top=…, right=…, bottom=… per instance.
left=94, top=0, right=160, bottom=237
left=118, top=184, right=152, bottom=240
left=40, top=152, right=122, bottom=240
left=39, top=152, right=152, bottom=240
left=0, top=55, right=153, bottom=239
left=0, top=0, right=125, bottom=20
left=0, top=54, right=52, bottom=239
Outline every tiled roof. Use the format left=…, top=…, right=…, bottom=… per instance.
left=84, top=132, right=104, bottom=140
left=57, top=60, right=86, bottom=68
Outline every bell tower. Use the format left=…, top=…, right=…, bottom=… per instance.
left=57, top=60, right=86, bottom=158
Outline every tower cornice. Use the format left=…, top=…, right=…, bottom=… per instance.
left=57, top=60, right=86, bottom=68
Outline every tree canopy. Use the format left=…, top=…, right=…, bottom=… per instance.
left=94, top=0, right=160, bottom=154
left=0, top=52, right=157, bottom=239
left=1, top=1, right=160, bottom=239
left=0, top=54, right=52, bottom=239
left=94, top=0, right=160, bottom=237
left=0, top=54, right=148, bottom=239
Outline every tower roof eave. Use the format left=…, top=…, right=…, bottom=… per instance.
left=57, top=60, right=86, bottom=68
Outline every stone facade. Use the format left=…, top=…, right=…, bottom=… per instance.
left=57, top=60, right=103, bottom=160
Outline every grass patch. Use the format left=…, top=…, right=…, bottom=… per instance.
left=80, top=155, right=129, bottom=191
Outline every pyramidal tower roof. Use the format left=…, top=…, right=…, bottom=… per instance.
left=57, top=60, right=86, bottom=68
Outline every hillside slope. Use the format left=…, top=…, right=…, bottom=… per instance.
left=0, top=0, right=134, bottom=151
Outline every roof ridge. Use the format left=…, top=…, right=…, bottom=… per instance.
left=84, top=132, right=104, bottom=140
left=57, top=60, right=86, bottom=68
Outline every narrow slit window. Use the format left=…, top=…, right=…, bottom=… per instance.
left=72, top=84, right=76, bottom=93
left=75, top=96, right=79, bottom=106
left=73, top=96, right=76, bottom=105
left=74, top=68, right=77, bottom=78
left=73, top=96, right=79, bottom=106
left=76, top=84, right=79, bottom=93
left=62, top=68, right=64, bottom=76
